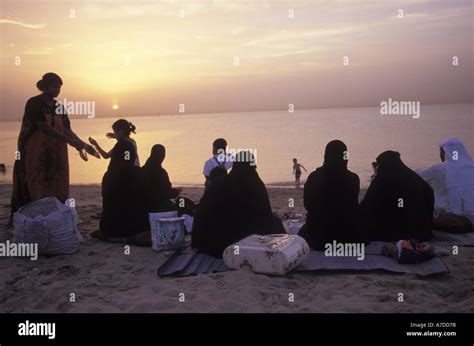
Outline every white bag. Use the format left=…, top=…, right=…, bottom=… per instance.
left=223, top=234, right=310, bottom=276
left=13, top=197, right=81, bottom=255
left=64, top=198, right=84, bottom=242
left=183, top=214, right=194, bottom=233
left=149, top=211, right=186, bottom=252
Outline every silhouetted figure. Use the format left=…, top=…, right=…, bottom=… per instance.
left=370, top=161, right=378, bottom=181
left=192, top=151, right=284, bottom=257
left=99, top=139, right=148, bottom=238
left=203, top=138, right=233, bottom=191
left=292, top=158, right=307, bottom=188
left=11, top=72, right=98, bottom=217
left=361, top=151, right=434, bottom=241
left=89, top=119, right=140, bottom=167
left=141, top=144, right=180, bottom=212
left=417, top=138, right=474, bottom=233
left=298, top=140, right=364, bottom=250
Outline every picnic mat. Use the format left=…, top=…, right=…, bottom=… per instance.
left=157, top=241, right=449, bottom=277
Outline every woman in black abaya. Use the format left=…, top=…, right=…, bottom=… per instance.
left=361, top=150, right=434, bottom=241
left=298, top=140, right=363, bottom=250
left=141, top=144, right=179, bottom=213
left=192, top=151, right=284, bottom=257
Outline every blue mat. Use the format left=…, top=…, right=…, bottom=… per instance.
left=157, top=241, right=449, bottom=277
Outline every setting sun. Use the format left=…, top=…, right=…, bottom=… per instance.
left=112, top=104, right=119, bottom=110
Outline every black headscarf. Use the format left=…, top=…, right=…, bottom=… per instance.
left=299, top=140, right=362, bottom=250
left=361, top=150, right=434, bottom=241
left=323, top=140, right=348, bottom=171
left=192, top=151, right=283, bottom=257
left=141, top=144, right=177, bottom=212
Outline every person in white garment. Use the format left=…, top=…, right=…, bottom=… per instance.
left=417, top=138, right=474, bottom=233
left=203, top=138, right=233, bottom=190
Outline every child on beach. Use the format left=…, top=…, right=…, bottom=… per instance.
left=203, top=138, right=233, bottom=191
left=292, top=158, right=307, bottom=188
left=89, top=119, right=140, bottom=167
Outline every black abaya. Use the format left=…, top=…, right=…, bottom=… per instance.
left=298, top=140, right=363, bottom=250
left=100, top=140, right=148, bottom=237
left=360, top=151, right=434, bottom=241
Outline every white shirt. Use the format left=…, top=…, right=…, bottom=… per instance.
left=417, top=163, right=450, bottom=216
left=417, top=161, right=474, bottom=223
left=203, top=154, right=233, bottom=177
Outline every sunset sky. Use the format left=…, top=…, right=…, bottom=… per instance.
left=0, top=0, right=472, bottom=120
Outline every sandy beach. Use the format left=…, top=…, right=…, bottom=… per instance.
left=1, top=183, right=473, bottom=313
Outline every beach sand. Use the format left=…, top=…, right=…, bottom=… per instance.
left=0, top=183, right=473, bottom=313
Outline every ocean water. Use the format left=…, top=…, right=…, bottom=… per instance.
left=1, top=103, right=472, bottom=188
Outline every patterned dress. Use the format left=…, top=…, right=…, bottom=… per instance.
left=11, top=95, right=71, bottom=214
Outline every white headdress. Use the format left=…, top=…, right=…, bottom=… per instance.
left=440, top=138, right=474, bottom=215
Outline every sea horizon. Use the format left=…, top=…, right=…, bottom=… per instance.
left=1, top=102, right=472, bottom=188
left=1, top=101, right=472, bottom=123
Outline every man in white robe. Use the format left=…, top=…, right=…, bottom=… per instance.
left=417, top=138, right=474, bottom=231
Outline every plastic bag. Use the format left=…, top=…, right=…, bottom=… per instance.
left=149, top=211, right=186, bottom=252
left=13, top=197, right=81, bottom=256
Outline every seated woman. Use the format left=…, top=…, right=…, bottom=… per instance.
left=99, top=139, right=148, bottom=240
left=141, top=144, right=180, bottom=213
left=192, top=151, right=284, bottom=258
left=417, top=138, right=474, bottom=233
left=361, top=151, right=434, bottom=241
left=298, top=140, right=363, bottom=250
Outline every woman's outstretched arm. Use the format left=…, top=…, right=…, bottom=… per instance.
left=37, top=122, right=84, bottom=150
left=89, top=137, right=112, bottom=159
left=63, top=127, right=99, bottom=157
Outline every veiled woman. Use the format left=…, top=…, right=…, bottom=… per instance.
left=192, top=151, right=284, bottom=257
left=361, top=151, right=434, bottom=241
left=298, top=140, right=363, bottom=250
left=141, top=144, right=180, bottom=213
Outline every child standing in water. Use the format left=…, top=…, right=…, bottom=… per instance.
left=89, top=119, right=140, bottom=167
left=292, top=158, right=307, bottom=188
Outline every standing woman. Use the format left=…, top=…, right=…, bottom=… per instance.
left=11, top=73, right=98, bottom=215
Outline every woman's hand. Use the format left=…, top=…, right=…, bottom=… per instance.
left=79, top=149, right=88, bottom=162
left=88, top=137, right=98, bottom=146
left=84, top=144, right=100, bottom=158
left=70, top=138, right=84, bottom=151
left=106, top=132, right=116, bottom=139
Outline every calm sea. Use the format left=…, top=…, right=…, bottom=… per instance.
left=1, top=103, right=472, bottom=188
